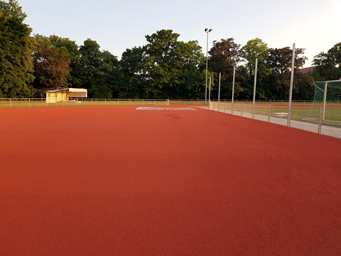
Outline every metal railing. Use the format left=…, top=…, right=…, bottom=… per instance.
left=209, top=100, right=341, bottom=139
left=0, top=98, right=209, bottom=109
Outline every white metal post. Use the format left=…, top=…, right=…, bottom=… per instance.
left=318, top=108, right=323, bottom=134
left=252, top=58, right=258, bottom=119
left=322, top=82, right=328, bottom=120
left=231, top=65, right=236, bottom=115
left=268, top=104, right=271, bottom=122
left=288, top=43, right=295, bottom=127
left=218, top=73, right=221, bottom=112
left=208, top=76, right=211, bottom=109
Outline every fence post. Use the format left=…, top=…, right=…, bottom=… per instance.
left=29, top=98, right=30, bottom=107
left=10, top=99, right=12, bottom=108
left=241, top=103, right=243, bottom=117
left=224, top=100, right=226, bottom=113
left=318, top=108, right=323, bottom=134
left=105, top=99, right=106, bottom=106
left=268, top=104, right=271, bottom=122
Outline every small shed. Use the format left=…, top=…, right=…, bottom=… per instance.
left=46, top=88, right=87, bottom=103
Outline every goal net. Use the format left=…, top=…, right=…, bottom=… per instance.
left=306, top=80, right=341, bottom=126
left=313, top=81, right=341, bottom=106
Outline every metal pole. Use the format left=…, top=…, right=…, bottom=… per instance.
left=318, top=108, right=323, bottom=134
left=205, top=32, right=209, bottom=104
left=224, top=100, right=226, bottom=113
left=252, top=58, right=258, bottom=119
left=288, top=43, right=295, bottom=127
left=218, top=73, right=221, bottom=112
left=231, top=64, right=236, bottom=114
left=322, top=82, right=328, bottom=120
left=208, top=76, right=211, bottom=109
left=268, top=104, right=271, bottom=122
left=241, top=103, right=243, bottom=116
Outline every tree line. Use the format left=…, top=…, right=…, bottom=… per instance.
left=1, top=0, right=341, bottom=100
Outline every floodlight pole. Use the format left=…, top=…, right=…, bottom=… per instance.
left=205, top=28, right=212, bottom=104
left=218, top=72, right=221, bottom=112
left=252, top=58, right=258, bottom=119
left=288, top=43, right=295, bottom=127
left=232, top=64, right=236, bottom=114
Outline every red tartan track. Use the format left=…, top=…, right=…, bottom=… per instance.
left=0, top=105, right=341, bottom=256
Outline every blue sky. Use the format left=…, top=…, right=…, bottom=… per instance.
left=18, top=0, right=341, bottom=67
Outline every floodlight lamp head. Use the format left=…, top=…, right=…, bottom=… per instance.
left=205, top=28, right=208, bottom=32
left=209, top=29, right=212, bottom=32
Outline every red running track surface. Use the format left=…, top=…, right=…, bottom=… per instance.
left=0, top=106, right=340, bottom=256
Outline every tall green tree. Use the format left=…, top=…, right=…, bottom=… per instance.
left=239, top=38, right=270, bottom=99
left=120, top=46, right=149, bottom=98
left=241, top=38, right=269, bottom=77
left=31, top=34, right=71, bottom=90
left=49, top=35, right=82, bottom=88
left=145, top=29, right=206, bottom=98
left=0, top=0, right=34, bottom=98
left=121, top=29, right=206, bottom=99
left=266, top=47, right=308, bottom=99
left=78, top=39, right=120, bottom=98
left=313, top=43, right=341, bottom=80
left=144, top=29, right=184, bottom=98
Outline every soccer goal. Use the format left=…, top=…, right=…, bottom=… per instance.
left=303, top=79, right=341, bottom=127
left=313, top=80, right=341, bottom=119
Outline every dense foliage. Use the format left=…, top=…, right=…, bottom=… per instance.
left=0, top=0, right=34, bottom=97
left=1, top=1, right=340, bottom=100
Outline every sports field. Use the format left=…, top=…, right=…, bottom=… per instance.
left=1, top=105, right=341, bottom=255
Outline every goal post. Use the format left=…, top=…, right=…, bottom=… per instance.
left=313, top=79, right=341, bottom=121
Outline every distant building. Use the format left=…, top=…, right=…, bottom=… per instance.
left=46, top=88, right=87, bottom=103
left=298, top=66, right=315, bottom=75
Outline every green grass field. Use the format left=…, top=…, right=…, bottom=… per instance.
left=211, top=101, right=341, bottom=127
